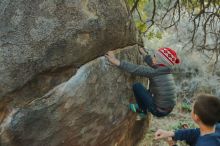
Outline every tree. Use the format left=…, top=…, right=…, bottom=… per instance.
left=127, top=0, right=220, bottom=70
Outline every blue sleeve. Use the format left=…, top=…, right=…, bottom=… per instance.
left=144, top=55, right=153, bottom=66
left=144, top=55, right=159, bottom=69
left=174, top=128, right=200, bottom=146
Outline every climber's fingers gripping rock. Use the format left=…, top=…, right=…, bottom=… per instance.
left=105, top=51, right=120, bottom=66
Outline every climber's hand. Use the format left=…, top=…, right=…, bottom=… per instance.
left=154, top=129, right=174, bottom=140
left=105, top=51, right=120, bottom=66
left=138, top=47, right=148, bottom=55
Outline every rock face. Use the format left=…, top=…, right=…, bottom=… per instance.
left=0, top=0, right=137, bottom=98
left=0, top=45, right=149, bottom=146
left=0, top=0, right=148, bottom=146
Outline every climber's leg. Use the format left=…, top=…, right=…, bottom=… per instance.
left=132, top=82, right=171, bottom=117
left=132, top=83, right=153, bottom=114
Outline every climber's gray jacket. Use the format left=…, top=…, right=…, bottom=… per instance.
left=118, top=55, right=176, bottom=109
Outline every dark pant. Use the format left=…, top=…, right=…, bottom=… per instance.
left=132, top=83, right=170, bottom=117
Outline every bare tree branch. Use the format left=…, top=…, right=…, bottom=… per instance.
left=128, top=0, right=220, bottom=64
left=130, top=0, right=140, bottom=14
left=144, top=0, right=156, bottom=33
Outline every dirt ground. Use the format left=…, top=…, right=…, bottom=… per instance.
left=137, top=103, right=195, bottom=146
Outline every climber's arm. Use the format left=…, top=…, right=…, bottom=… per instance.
left=118, top=60, right=170, bottom=77
left=105, top=51, right=170, bottom=77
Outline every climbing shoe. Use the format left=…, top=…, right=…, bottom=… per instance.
left=129, top=103, right=139, bottom=113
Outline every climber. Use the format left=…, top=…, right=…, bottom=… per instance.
left=105, top=47, right=180, bottom=120
left=154, top=94, right=220, bottom=146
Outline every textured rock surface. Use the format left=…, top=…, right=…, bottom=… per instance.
left=0, top=0, right=149, bottom=145
left=0, top=45, right=149, bottom=146
left=0, top=0, right=137, bottom=98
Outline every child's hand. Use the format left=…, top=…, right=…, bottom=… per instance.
left=105, top=51, right=120, bottom=66
left=138, top=47, right=148, bottom=55
left=154, top=129, right=174, bottom=140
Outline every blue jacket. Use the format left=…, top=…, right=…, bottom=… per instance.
left=174, top=123, right=220, bottom=146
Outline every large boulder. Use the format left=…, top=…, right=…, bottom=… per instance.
left=0, top=45, right=149, bottom=146
left=0, top=0, right=137, bottom=98
left=0, top=0, right=149, bottom=145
